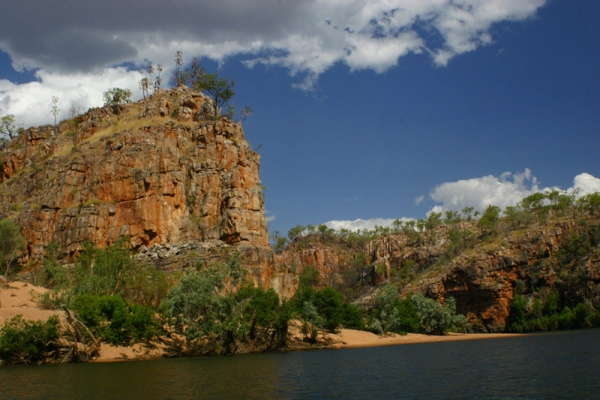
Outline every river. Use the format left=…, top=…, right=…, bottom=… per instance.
left=1, top=329, right=599, bottom=399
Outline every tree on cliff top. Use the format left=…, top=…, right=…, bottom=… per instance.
left=103, top=88, right=132, bottom=114
left=0, top=114, right=19, bottom=140
left=194, top=73, right=235, bottom=119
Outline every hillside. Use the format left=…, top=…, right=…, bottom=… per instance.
left=274, top=201, right=600, bottom=332
left=0, top=87, right=274, bottom=286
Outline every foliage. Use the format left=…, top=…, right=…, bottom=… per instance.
left=556, top=228, right=599, bottom=266
left=0, top=218, right=26, bottom=277
left=411, top=294, right=469, bottom=335
left=70, top=294, right=158, bottom=345
left=507, top=292, right=600, bottom=333
left=41, top=238, right=173, bottom=311
left=504, top=205, right=535, bottom=228
left=368, top=285, right=422, bottom=335
left=103, top=88, right=133, bottom=107
left=478, top=205, right=501, bottom=230
left=271, top=231, right=289, bottom=253
left=71, top=238, right=137, bottom=297
left=194, top=73, right=235, bottom=118
left=0, top=114, right=19, bottom=140
left=161, top=258, right=288, bottom=353
left=0, top=315, right=61, bottom=365
left=298, top=265, right=320, bottom=289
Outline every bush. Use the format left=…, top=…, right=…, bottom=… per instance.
left=70, top=294, right=158, bottom=345
left=0, top=315, right=61, bottom=365
left=411, top=294, right=468, bottom=335
left=478, top=205, right=501, bottom=230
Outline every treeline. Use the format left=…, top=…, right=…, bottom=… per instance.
left=272, top=191, right=600, bottom=253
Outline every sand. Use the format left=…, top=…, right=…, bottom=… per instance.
left=326, top=329, right=523, bottom=348
left=0, top=281, right=64, bottom=326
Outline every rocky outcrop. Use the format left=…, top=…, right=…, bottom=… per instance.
left=0, top=87, right=272, bottom=282
left=276, top=218, right=600, bottom=331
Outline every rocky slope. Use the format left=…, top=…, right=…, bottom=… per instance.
left=0, top=87, right=274, bottom=286
left=275, top=214, right=600, bottom=332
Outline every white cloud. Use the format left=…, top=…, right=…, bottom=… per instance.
left=570, top=173, right=600, bottom=196
left=0, top=68, right=145, bottom=127
left=325, top=217, right=414, bottom=232
left=322, top=171, right=598, bottom=231
left=426, top=170, right=600, bottom=214
left=0, top=0, right=547, bottom=125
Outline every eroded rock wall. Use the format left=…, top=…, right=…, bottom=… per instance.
left=0, top=88, right=272, bottom=280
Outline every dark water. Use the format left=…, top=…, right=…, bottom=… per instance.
left=1, top=329, right=600, bottom=399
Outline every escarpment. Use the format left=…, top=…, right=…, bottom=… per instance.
left=275, top=216, right=600, bottom=332
left=0, top=87, right=274, bottom=286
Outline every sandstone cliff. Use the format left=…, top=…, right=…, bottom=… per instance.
left=275, top=215, right=600, bottom=332
left=0, top=87, right=274, bottom=286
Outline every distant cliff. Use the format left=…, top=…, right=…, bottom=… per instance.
left=274, top=211, right=600, bottom=332
left=0, top=87, right=274, bottom=286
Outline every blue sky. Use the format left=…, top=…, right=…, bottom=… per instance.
left=0, top=0, right=598, bottom=237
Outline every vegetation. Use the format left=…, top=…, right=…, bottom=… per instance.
left=103, top=88, right=133, bottom=112
left=0, top=315, right=61, bottom=365
left=194, top=73, right=236, bottom=119
left=508, top=292, right=600, bottom=333
left=0, top=218, right=26, bottom=277
left=70, top=294, right=158, bottom=345
left=368, top=285, right=468, bottom=335
left=0, top=114, right=19, bottom=140
left=161, top=255, right=289, bottom=354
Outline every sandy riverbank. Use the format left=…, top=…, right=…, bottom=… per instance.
left=1, top=281, right=523, bottom=363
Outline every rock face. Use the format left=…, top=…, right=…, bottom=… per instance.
left=0, top=87, right=273, bottom=284
left=276, top=218, right=600, bottom=331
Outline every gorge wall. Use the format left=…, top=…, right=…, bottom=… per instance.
left=0, top=87, right=275, bottom=287
left=274, top=218, right=600, bottom=332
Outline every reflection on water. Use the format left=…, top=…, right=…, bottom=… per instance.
left=1, top=329, right=599, bottom=399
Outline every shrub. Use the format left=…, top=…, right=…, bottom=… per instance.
left=411, top=294, right=468, bottom=335
left=478, top=205, right=501, bottom=230
left=0, top=315, right=61, bottom=365
left=70, top=294, right=158, bottom=345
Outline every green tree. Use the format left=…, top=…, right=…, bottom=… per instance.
left=313, top=287, right=345, bottom=331
left=411, top=294, right=468, bottom=335
left=0, top=315, right=61, bottom=365
left=0, top=114, right=19, bottom=140
left=103, top=88, right=133, bottom=113
left=288, top=225, right=305, bottom=241
left=478, top=205, right=501, bottom=230
left=194, top=73, right=235, bottom=118
left=0, top=218, right=26, bottom=277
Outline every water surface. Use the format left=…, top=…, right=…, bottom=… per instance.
left=1, top=329, right=599, bottom=399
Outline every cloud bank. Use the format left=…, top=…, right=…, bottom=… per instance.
left=325, top=217, right=414, bottom=232
left=427, top=170, right=600, bottom=214
left=325, top=171, right=600, bottom=231
left=0, top=0, right=547, bottom=125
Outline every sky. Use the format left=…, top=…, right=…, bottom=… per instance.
left=0, top=0, right=598, bottom=237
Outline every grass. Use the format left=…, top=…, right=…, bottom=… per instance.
left=84, top=114, right=201, bottom=146
left=84, top=197, right=103, bottom=207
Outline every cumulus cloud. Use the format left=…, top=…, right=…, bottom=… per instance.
left=426, top=170, right=600, bottom=214
left=570, top=173, right=600, bottom=196
left=322, top=171, right=599, bottom=231
left=325, top=217, right=414, bottom=232
left=0, top=0, right=547, bottom=125
left=0, top=68, right=144, bottom=128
